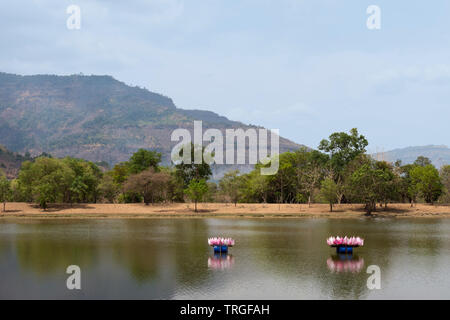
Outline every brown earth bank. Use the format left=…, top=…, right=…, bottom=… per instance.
left=0, top=202, right=449, bottom=219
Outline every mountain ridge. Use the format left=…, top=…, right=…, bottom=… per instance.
left=372, top=145, right=450, bottom=168
left=0, top=72, right=302, bottom=171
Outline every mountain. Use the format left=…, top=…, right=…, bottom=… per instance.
left=373, top=145, right=450, bottom=168
left=0, top=72, right=303, bottom=176
left=0, top=145, right=33, bottom=179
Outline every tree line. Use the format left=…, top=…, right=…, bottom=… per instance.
left=0, top=128, right=449, bottom=214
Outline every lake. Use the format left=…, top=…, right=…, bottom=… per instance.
left=1, top=218, right=450, bottom=299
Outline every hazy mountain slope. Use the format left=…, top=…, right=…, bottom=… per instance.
left=0, top=145, right=31, bottom=179
left=0, top=72, right=302, bottom=169
left=373, top=145, right=450, bottom=168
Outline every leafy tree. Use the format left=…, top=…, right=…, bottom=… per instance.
left=319, top=128, right=368, bottom=203
left=319, top=177, right=338, bottom=212
left=414, top=156, right=432, bottom=167
left=98, top=174, right=120, bottom=203
left=394, top=162, right=419, bottom=206
left=440, top=165, right=450, bottom=203
left=128, top=149, right=162, bottom=174
left=0, top=173, right=11, bottom=212
left=110, top=162, right=130, bottom=185
left=35, top=182, right=56, bottom=210
left=374, top=161, right=398, bottom=209
left=184, top=179, right=208, bottom=212
left=175, top=144, right=212, bottom=188
left=17, top=157, right=102, bottom=208
left=347, top=158, right=395, bottom=215
left=410, top=165, right=443, bottom=204
left=219, top=170, right=245, bottom=206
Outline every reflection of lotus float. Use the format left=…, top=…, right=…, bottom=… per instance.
left=326, top=236, right=364, bottom=254
left=208, top=237, right=235, bottom=254
left=327, top=256, right=365, bottom=273
left=208, top=255, right=235, bottom=270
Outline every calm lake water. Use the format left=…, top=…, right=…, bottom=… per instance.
left=1, top=218, right=450, bottom=299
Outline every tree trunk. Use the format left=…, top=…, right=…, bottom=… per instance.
left=308, top=195, right=311, bottom=208
left=329, top=202, right=333, bottom=212
left=195, top=200, right=198, bottom=212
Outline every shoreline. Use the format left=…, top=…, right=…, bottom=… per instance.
left=1, top=202, right=450, bottom=220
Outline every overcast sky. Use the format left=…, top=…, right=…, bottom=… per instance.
left=1, top=0, right=449, bottom=151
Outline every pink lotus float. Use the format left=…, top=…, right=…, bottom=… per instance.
left=327, top=236, right=364, bottom=254
left=208, top=237, right=235, bottom=254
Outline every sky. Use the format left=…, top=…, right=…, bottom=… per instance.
left=0, top=0, right=449, bottom=152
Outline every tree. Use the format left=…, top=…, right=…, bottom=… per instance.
left=17, top=156, right=102, bottom=209
left=175, top=143, right=212, bottom=188
left=98, top=174, right=120, bottom=203
left=219, top=170, right=244, bottom=206
left=299, top=150, right=329, bottom=207
left=35, top=182, right=56, bottom=210
left=0, top=173, right=11, bottom=212
left=319, top=128, right=368, bottom=202
left=124, top=169, right=171, bottom=205
left=440, top=165, right=450, bottom=203
left=347, top=158, right=395, bottom=215
left=319, top=177, right=338, bottom=212
left=374, top=161, right=398, bottom=209
left=184, top=179, right=208, bottom=212
left=410, top=165, right=443, bottom=204
left=128, top=149, right=162, bottom=174
left=414, top=156, right=432, bottom=167
left=319, top=128, right=368, bottom=175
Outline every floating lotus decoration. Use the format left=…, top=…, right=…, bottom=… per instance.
left=326, top=236, right=364, bottom=254
left=208, top=237, right=235, bottom=254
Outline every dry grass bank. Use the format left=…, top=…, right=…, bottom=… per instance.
left=0, top=202, right=450, bottom=219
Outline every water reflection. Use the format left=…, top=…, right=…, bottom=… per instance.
left=14, top=222, right=98, bottom=276
left=1, top=218, right=450, bottom=299
left=327, top=255, right=364, bottom=273
left=208, top=254, right=235, bottom=270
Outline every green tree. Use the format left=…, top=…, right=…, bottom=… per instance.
left=318, top=128, right=368, bottom=176
left=410, top=165, right=443, bottom=204
left=414, top=156, right=432, bottom=167
left=184, top=179, right=208, bottom=212
left=128, top=149, right=162, bottom=174
left=98, top=174, right=120, bottom=203
left=219, top=170, right=245, bottom=206
left=0, top=173, right=11, bottom=212
left=440, top=165, right=450, bottom=203
left=175, top=144, right=212, bottom=188
left=318, top=129, right=368, bottom=204
left=319, top=177, right=338, bottom=212
left=347, top=158, right=395, bottom=215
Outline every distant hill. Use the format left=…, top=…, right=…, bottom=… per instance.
left=0, top=145, right=31, bottom=179
left=373, top=145, right=450, bottom=168
left=0, top=72, right=303, bottom=177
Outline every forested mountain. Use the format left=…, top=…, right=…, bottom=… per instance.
left=0, top=72, right=301, bottom=170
